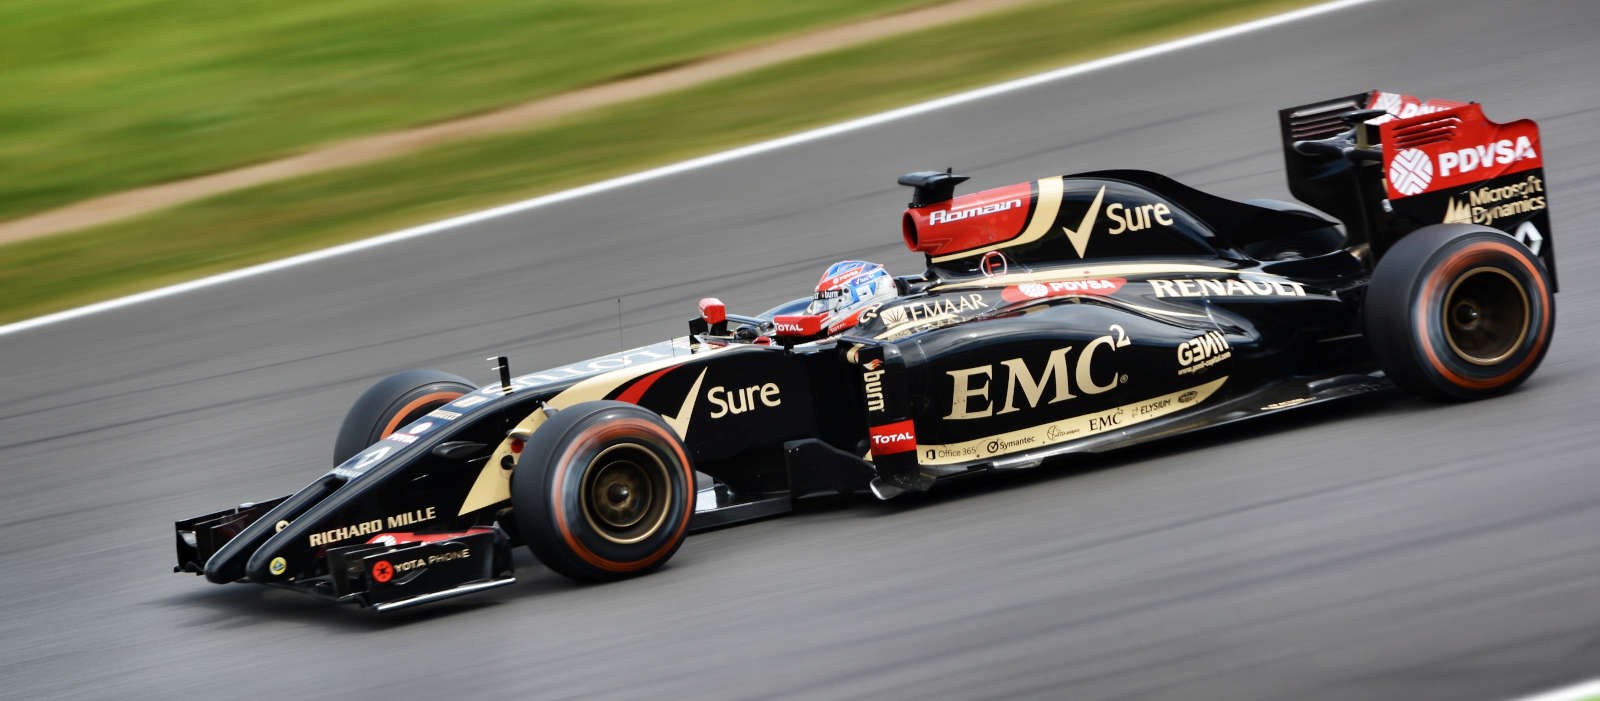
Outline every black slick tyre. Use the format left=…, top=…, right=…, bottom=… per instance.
left=1365, top=224, right=1554, bottom=401
left=333, top=369, right=476, bottom=465
left=511, top=401, right=694, bottom=582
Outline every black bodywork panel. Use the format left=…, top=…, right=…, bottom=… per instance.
left=173, top=92, right=1557, bottom=609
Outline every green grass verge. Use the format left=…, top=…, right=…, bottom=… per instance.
left=0, top=0, right=938, bottom=221
left=0, top=0, right=1316, bottom=325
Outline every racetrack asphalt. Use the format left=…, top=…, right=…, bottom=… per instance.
left=4, top=0, right=1599, bottom=698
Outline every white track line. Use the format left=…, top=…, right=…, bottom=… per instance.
left=0, top=0, right=1381, bottom=338
left=1513, top=680, right=1600, bottom=701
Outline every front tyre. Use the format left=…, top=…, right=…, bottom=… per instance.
left=333, top=369, right=476, bottom=465
left=512, top=401, right=694, bottom=582
left=1366, top=225, right=1554, bottom=400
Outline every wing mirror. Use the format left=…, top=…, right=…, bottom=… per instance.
left=771, top=314, right=824, bottom=338
left=698, top=297, right=728, bottom=336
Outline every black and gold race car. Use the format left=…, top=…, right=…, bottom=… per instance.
left=175, top=91, right=1556, bottom=610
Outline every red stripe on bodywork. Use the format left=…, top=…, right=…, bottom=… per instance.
left=615, top=367, right=676, bottom=405
left=1001, top=277, right=1125, bottom=303
left=366, top=528, right=492, bottom=546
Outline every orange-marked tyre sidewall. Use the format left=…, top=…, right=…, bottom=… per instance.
left=333, top=369, right=478, bottom=466
left=524, top=408, right=694, bottom=579
left=1412, top=240, right=1552, bottom=393
left=379, top=390, right=464, bottom=439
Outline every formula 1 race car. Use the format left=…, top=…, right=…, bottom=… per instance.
left=175, top=91, right=1556, bottom=610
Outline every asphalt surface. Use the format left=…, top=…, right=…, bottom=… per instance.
left=4, top=0, right=1599, bottom=698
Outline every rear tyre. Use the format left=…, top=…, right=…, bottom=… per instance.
left=333, top=369, right=476, bottom=465
left=511, top=401, right=694, bottom=582
left=1365, top=224, right=1554, bottom=401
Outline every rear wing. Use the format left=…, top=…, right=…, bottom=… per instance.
left=1277, top=91, right=1554, bottom=287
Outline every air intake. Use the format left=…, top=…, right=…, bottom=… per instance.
left=897, top=169, right=969, bottom=208
left=1388, top=115, right=1462, bottom=150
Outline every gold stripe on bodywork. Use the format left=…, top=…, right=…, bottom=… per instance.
left=931, top=176, right=1064, bottom=263
left=458, top=406, right=552, bottom=516
left=916, top=376, right=1227, bottom=466
left=929, top=262, right=1234, bottom=292
left=455, top=344, right=733, bottom=516
left=547, top=346, right=728, bottom=410
left=1105, top=300, right=1210, bottom=319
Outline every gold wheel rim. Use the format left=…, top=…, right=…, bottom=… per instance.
left=1442, top=266, right=1530, bottom=366
left=579, top=442, right=673, bottom=545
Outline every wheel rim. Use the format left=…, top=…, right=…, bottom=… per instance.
left=1441, top=266, right=1530, bottom=366
left=579, top=442, right=672, bottom=545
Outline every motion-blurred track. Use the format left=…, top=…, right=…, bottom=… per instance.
left=4, top=0, right=1599, bottom=698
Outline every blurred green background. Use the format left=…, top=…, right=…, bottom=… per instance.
left=0, top=0, right=934, bottom=221
left=0, top=0, right=1312, bottom=324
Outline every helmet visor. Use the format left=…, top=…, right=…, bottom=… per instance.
left=808, top=288, right=851, bottom=315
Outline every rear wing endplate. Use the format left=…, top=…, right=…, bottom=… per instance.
left=1277, top=90, right=1554, bottom=288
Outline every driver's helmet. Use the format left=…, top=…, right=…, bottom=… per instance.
left=806, top=260, right=896, bottom=322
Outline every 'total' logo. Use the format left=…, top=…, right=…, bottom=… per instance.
left=371, top=560, right=395, bottom=583
left=869, top=419, right=917, bottom=455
